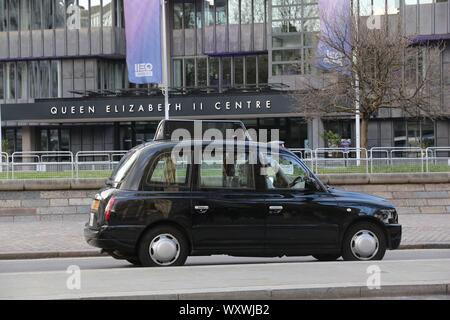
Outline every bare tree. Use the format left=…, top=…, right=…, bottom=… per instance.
left=294, top=9, right=445, bottom=150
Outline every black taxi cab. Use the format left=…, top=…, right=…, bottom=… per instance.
left=84, top=131, right=401, bottom=267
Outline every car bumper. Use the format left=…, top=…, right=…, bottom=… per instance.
left=386, top=224, right=402, bottom=249
left=84, top=224, right=143, bottom=253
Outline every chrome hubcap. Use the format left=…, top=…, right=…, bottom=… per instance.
left=350, top=230, right=379, bottom=260
left=149, top=233, right=180, bottom=266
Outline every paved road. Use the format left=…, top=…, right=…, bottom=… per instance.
left=0, top=255, right=449, bottom=300
left=1, top=249, right=450, bottom=274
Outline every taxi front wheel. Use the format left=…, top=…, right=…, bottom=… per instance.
left=342, top=222, right=387, bottom=261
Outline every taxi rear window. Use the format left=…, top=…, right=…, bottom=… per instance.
left=110, top=150, right=140, bottom=183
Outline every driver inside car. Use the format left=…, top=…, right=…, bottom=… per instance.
left=263, top=157, right=306, bottom=190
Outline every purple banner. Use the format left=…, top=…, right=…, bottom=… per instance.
left=316, top=0, right=351, bottom=72
left=124, top=0, right=162, bottom=84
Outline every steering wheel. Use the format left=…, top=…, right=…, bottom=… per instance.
left=289, top=175, right=305, bottom=188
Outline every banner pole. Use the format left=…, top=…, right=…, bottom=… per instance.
left=161, top=0, right=170, bottom=120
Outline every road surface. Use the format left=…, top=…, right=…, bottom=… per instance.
left=0, top=250, right=449, bottom=300
left=0, top=249, right=450, bottom=273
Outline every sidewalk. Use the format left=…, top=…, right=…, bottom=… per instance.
left=1, top=258, right=449, bottom=299
left=0, top=214, right=449, bottom=258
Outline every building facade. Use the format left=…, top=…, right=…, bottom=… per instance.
left=1, top=0, right=450, bottom=154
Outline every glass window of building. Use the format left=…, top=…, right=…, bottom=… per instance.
left=173, top=59, right=183, bottom=87
left=234, top=57, right=244, bottom=85
left=205, top=0, right=214, bottom=26
left=241, top=0, right=252, bottom=24
left=0, top=0, right=6, bottom=31
left=197, top=57, right=207, bottom=86
left=40, top=61, right=50, bottom=98
left=115, top=0, right=124, bottom=27
left=91, top=0, right=101, bottom=27
left=271, top=0, right=319, bottom=75
left=7, top=63, right=15, bottom=100
left=228, top=0, right=240, bottom=24
left=29, top=61, right=39, bottom=98
left=31, top=0, right=43, bottom=29
left=359, top=0, right=372, bottom=16
left=49, top=129, right=60, bottom=151
left=60, top=129, right=71, bottom=151
left=394, top=119, right=435, bottom=148
left=20, top=0, right=30, bottom=31
left=185, top=58, right=195, bottom=87
left=43, top=0, right=53, bottom=29
left=258, top=55, right=268, bottom=84
left=9, top=0, right=18, bottom=31
left=78, top=0, right=90, bottom=28
left=173, top=0, right=183, bottom=29
left=254, top=0, right=265, bottom=23
left=222, top=57, right=232, bottom=87
left=387, top=0, right=400, bottom=15
left=54, top=0, right=66, bottom=28
left=40, top=129, right=48, bottom=151
left=184, top=0, right=196, bottom=29
left=209, top=57, right=219, bottom=87
left=0, top=63, right=3, bottom=100
left=215, top=0, right=227, bottom=25
left=2, top=128, right=22, bottom=153
left=17, top=62, right=27, bottom=100
left=273, top=49, right=301, bottom=62
left=51, top=61, right=61, bottom=97
left=245, top=56, right=257, bottom=85
left=272, top=34, right=300, bottom=48
left=195, top=0, right=202, bottom=28
left=102, top=0, right=112, bottom=26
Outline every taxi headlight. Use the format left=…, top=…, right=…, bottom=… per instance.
left=375, top=209, right=397, bottom=223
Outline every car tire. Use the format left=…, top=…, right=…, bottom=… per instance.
left=312, top=254, right=341, bottom=261
left=342, top=221, right=387, bottom=261
left=138, top=225, right=189, bottom=267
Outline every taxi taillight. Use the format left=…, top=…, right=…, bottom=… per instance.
left=104, top=197, right=116, bottom=222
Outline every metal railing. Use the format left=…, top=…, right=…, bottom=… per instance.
left=1, top=146, right=450, bottom=180
left=0, top=152, right=9, bottom=179
left=11, top=151, right=74, bottom=180
left=313, top=148, right=369, bottom=174
left=289, top=148, right=314, bottom=169
left=75, top=150, right=128, bottom=179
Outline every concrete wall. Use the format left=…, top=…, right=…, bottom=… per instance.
left=0, top=175, right=449, bottom=221
left=0, top=179, right=104, bottom=222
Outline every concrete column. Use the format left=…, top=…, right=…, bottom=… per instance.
left=308, top=117, right=325, bottom=150
left=21, top=126, right=36, bottom=152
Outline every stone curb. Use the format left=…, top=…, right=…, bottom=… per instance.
left=0, top=250, right=105, bottom=260
left=1, top=244, right=450, bottom=260
left=0, top=179, right=106, bottom=191
left=74, top=283, right=450, bottom=300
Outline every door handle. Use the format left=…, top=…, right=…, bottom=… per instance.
left=194, top=205, right=209, bottom=214
left=269, top=206, right=283, bottom=214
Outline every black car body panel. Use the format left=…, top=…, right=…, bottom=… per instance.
left=84, top=140, right=402, bottom=259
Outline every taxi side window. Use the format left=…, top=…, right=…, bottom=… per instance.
left=199, top=151, right=255, bottom=190
left=142, top=153, right=189, bottom=191
left=262, top=154, right=309, bottom=191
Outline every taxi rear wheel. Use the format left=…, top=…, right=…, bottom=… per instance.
left=138, top=225, right=189, bottom=267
